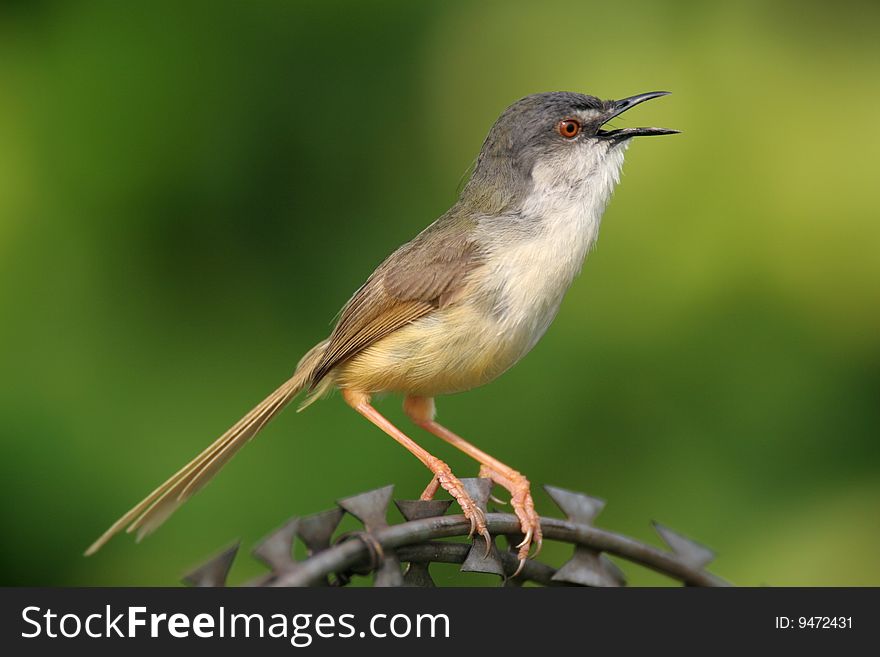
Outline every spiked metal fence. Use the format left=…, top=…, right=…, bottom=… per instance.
left=183, top=479, right=729, bottom=587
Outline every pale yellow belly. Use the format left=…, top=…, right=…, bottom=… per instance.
left=334, top=301, right=532, bottom=397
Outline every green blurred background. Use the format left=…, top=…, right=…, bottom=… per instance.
left=1, top=0, right=878, bottom=587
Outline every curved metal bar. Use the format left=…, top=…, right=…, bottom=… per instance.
left=271, top=512, right=729, bottom=587
left=395, top=542, right=563, bottom=586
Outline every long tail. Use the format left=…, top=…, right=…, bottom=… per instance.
left=85, top=342, right=328, bottom=556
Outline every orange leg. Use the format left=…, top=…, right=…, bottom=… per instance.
left=404, top=395, right=542, bottom=569
left=342, top=389, right=489, bottom=542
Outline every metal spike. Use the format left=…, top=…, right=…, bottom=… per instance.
left=653, top=522, right=715, bottom=569
left=601, top=555, right=627, bottom=586
left=373, top=559, right=405, bottom=587
left=461, top=477, right=493, bottom=511
left=252, top=517, right=300, bottom=572
left=337, top=485, right=395, bottom=531
left=338, top=486, right=403, bottom=587
left=270, top=508, right=346, bottom=588
left=545, top=485, right=619, bottom=587
left=460, top=542, right=505, bottom=576
left=544, top=484, right=606, bottom=525
left=182, top=542, right=239, bottom=587
left=552, top=547, right=623, bottom=587
left=395, top=499, right=453, bottom=521
left=297, top=507, right=344, bottom=555
left=393, top=499, right=452, bottom=587
left=460, top=478, right=505, bottom=577
left=403, top=563, right=435, bottom=587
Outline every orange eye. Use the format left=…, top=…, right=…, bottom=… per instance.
left=557, top=118, right=581, bottom=139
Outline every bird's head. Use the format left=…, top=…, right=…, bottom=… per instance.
left=461, top=91, right=677, bottom=214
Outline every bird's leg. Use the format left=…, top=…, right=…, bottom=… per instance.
left=342, top=389, right=489, bottom=542
left=404, top=396, right=542, bottom=568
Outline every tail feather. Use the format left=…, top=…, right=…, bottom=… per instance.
left=85, top=365, right=312, bottom=556
left=126, top=382, right=295, bottom=538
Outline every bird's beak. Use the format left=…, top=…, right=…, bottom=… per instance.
left=597, top=91, right=679, bottom=141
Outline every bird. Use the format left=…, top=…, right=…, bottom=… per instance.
left=86, top=90, right=677, bottom=573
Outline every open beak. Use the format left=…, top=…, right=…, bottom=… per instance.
left=597, top=91, right=679, bottom=141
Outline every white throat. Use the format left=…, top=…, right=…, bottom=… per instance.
left=524, top=141, right=627, bottom=262
left=481, top=142, right=629, bottom=355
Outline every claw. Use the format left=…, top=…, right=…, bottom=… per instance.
left=489, top=493, right=508, bottom=506
left=531, top=536, right=543, bottom=559
left=480, top=528, right=492, bottom=557
left=429, top=465, right=491, bottom=555
left=511, top=557, right=526, bottom=579
left=515, top=527, right=533, bottom=550
left=466, top=502, right=487, bottom=540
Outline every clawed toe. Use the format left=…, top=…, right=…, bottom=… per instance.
left=516, top=524, right=543, bottom=559
left=532, top=535, right=543, bottom=559
left=461, top=499, right=492, bottom=556
left=489, top=471, right=542, bottom=564
left=432, top=465, right=492, bottom=550
left=479, top=526, right=492, bottom=557
left=489, top=493, right=508, bottom=506
left=515, top=526, right=533, bottom=550
left=465, top=505, right=487, bottom=540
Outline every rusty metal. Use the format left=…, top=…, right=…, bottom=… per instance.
left=546, top=485, right=624, bottom=587
left=182, top=542, right=238, bottom=587
left=395, top=499, right=452, bottom=586
left=337, top=485, right=403, bottom=586
left=652, top=521, right=716, bottom=570
left=298, top=507, right=345, bottom=556
left=459, top=478, right=506, bottom=577
left=252, top=517, right=300, bottom=573
left=183, top=481, right=730, bottom=588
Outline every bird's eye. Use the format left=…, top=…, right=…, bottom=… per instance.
left=557, top=118, right=582, bottom=139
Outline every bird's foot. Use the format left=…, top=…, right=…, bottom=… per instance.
left=425, top=458, right=490, bottom=546
left=479, top=464, right=542, bottom=576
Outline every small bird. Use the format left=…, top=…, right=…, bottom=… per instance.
left=86, top=91, right=677, bottom=571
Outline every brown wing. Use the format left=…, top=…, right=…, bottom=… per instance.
left=309, top=216, right=481, bottom=387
